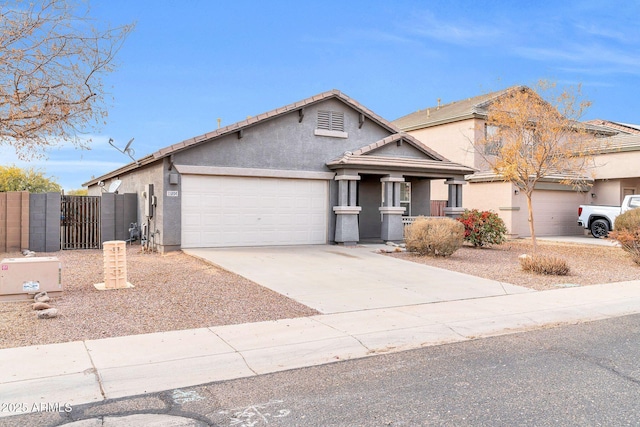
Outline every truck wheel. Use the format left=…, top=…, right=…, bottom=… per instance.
left=590, top=219, right=609, bottom=238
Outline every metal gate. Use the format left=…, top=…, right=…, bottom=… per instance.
left=60, top=196, right=101, bottom=250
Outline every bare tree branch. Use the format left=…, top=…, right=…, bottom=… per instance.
left=0, top=0, right=135, bottom=159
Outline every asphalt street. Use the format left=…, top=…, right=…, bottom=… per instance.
left=4, top=313, right=639, bottom=427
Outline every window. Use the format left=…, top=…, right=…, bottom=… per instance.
left=315, top=110, right=348, bottom=138
left=483, top=124, right=502, bottom=155
left=400, top=182, right=411, bottom=216
left=380, top=182, right=411, bottom=215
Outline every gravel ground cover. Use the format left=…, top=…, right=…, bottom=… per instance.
left=389, top=239, right=640, bottom=290
left=0, top=245, right=319, bottom=349
left=1, top=239, right=638, bottom=350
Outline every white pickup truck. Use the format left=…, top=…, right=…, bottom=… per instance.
left=578, top=195, right=640, bottom=238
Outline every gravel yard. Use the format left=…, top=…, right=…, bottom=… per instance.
left=0, top=246, right=319, bottom=350
left=389, top=239, right=640, bottom=290
left=1, top=239, right=638, bottom=350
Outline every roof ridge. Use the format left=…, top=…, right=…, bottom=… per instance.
left=152, top=89, right=395, bottom=159
left=394, top=86, right=522, bottom=122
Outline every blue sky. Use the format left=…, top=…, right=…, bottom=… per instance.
left=2, top=0, right=639, bottom=190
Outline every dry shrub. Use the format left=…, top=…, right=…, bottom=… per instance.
left=610, top=231, right=640, bottom=265
left=519, top=254, right=570, bottom=276
left=610, top=209, right=640, bottom=265
left=613, top=208, right=640, bottom=231
left=405, top=217, right=464, bottom=257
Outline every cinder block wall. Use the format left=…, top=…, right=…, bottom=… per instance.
left=101, top=193, right=138, bottom=243
left=0, top=192, right=30, bottom=252
left=29, top=193, right=61, bottom=252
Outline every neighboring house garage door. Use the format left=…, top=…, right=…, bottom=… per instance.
left=181, top=175, right=328, bottom=248
left=527, top=190, right=585, bottom=236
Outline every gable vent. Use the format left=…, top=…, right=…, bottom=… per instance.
left=317, top=110, right=345, bottom=132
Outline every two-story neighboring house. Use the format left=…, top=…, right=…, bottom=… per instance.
left=394, top=87, right=640, bottom=238
left=84, top=90, right=474, bottom=251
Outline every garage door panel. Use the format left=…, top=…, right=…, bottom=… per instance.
left=531, top=190, right=585, bottom=236
left=182, top=175, right=328, bottom=248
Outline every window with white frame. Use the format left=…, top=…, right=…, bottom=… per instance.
left=380, top=182, right=411, bottom=218
left=400, top=182, right=411, bottom=216
left=483, top=124, right=502, bottom=155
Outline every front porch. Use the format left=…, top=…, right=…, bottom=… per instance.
left=330, top=171, right=468, bottom=245
left=325, top=132, right=475, bottom=245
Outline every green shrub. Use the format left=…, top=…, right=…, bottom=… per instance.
left=610, top=209, right=640, bottom=265
left=519, top=254, right=570, bottom=276
left=405, top=217, right=464, bottom=257
left=457, top=209, right=507, bottom=247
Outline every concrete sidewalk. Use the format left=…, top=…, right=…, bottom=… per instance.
left=1, top=280, right=640, bottom=418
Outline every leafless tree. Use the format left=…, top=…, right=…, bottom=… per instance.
left=0, top=0, right=134, bottom=159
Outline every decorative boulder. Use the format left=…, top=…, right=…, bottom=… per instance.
left=36, top=308, right=58, bottom=319
left=33, top=291, right=50, bottom=303
left=32, top=302, right=52, bottom=310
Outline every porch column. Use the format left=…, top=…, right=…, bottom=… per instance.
left=333, top=172, right=361, bottom=246
left=444, top=178, right=466, bottom=218
left=379, top=175, right=405, bottom=242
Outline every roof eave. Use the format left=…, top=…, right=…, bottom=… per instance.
left=398, top=112, right=484, bottom=132
left=326, top=159, right=475, bottom=175
left=82, top=154, right=157, bottom=187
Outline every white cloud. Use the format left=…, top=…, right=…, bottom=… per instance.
left=516, top=42, right=640, bottom=75
left=406, top=11, right=503, bottom=46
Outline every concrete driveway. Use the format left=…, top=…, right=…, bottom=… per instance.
left=185, top=244, right=533, bottom=314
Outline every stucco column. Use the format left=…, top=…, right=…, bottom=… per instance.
left=379, top=175, right=405, bottom=242
left=444, top=178, right=466, bottom=218
left=333, top=173, right=361, bottom=246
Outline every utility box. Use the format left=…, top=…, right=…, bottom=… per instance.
left=0, top=257, right=62, bottom=302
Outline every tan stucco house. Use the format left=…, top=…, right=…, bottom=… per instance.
left=394, top=87, right=640, bottom=237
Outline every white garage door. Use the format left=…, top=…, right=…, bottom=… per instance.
left=181, top=175, right=328, bottom=248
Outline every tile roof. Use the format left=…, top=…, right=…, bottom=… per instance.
left=84, top=89, right=406, bottom=186
left=152, top=89, right=401, bottom=159
left=393, top=87, right=522, bottom=131
left=393, top=87, right=618, bottom=136
left=326, top=154, right=475, bottom=175
left=350, top=133, right=446, bottom=161
left=466, top=170, right=594, bottom=185
left=327, top=133, right=475, bottom=175
left=584, top=119, right=640, bottom=135
left=586, top=133, right=640, bottom=154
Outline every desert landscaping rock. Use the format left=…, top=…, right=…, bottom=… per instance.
left=0, top=246, right=319, bottom=349
left=32, top=302, right=52, bottom=310
left=33, top=291, right=50, bottom=303
left=36, top=308, right=58, bottom=319
left=1, top=240, right=636, bottom=348
left=391, top=239, right=640, bottom=291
